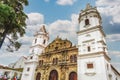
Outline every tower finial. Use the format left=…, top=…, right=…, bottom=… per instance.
left=39, top=25, right=47, bottom=33
left=86, top=3, right=92, bottom=10
left=57, top=35, right=59, bottom=39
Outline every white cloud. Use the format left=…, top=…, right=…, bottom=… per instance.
left=18, top=35, right=34, bottom=45
left=26, top=13, right=44, bottom=26
left=48, top=14, right=78, bottom=42
left=106, top=34, right=120, bottom=42
left=26, top=13, right=45, bottom=36
left=0, top=12, right=45, bottom=65
left=96, top=0, right=120, bottom=23
left=0, top=13, right=79, bottom=65
left=109, top=51, right=120, bottom=56
left=0, top=53, right=26, bottom=58
left=56, top=0, right=76, bottom=6
left=18, top=12, right=45, bottom=54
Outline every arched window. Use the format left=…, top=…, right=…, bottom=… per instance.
left=69, top=72, right=77, bottom=80
left=27, top=67, right=30, bottom=71
left=53, top=58, right=58, bottom=65
left=39, top=60, right=43, bottom=66
left=39, top=60, right=41, bottom=66
left=55, top=47, right=58, bottom=50
left=30, top=56, right=33, bottom=59
left=85, top=19, right=89, bottom=25
left=55, top=58, right=58, bottom=64
left=74, top=55, right=77, bottom=62
left=35, top=39, right=37, bottom=43
left=43, top=39, right=46, bottom=44
left=49, top=70, right=58, bottom=80
left=42, top=60, right=43, bottom=65
left=53, top=58, right=55, bottom=64
left=88, top=46, right=91, bottom=52
left=70, top=55, right=77, bottom=62
left=36, top=72, right=41, bottom=80
left=70, top=55, right=73, bottom=62
left=32, top=49, right=34, bottom=53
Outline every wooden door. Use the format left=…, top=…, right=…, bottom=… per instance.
left=49, top=70, right=58, bottom=80
left=69, top=72, right=77, bottom=80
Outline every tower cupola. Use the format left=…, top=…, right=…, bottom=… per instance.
left=78, top=4, right=102, bottom=31
left=30, top=25, right=49, bottom=55
left=21, top=25, right=49, bottom=80
left=77, top=4, right=107, bottom=54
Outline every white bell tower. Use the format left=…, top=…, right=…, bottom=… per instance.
left=21, top=25, right=49, bottom=80
left=77, top=4, right=111, bottom=80
left=30, top=25, right=49, bottom=55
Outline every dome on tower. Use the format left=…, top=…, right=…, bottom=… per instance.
left=34, top=25, right=48, bottom=36
left=78, top=3, right=101, bottom=23
left=39, top=25, right=47, bottom=33
left=78, top=3, right=102, bottom=31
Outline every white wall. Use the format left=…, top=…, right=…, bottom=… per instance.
left=78, top=30, right=106, bottom=55
left=77, top=55, right=108, bottom=80
left=21, top=62, right=37, bottom=80
left=79, top=13, right=101, bottom=31
left=13, top=57, right=26, bottom=69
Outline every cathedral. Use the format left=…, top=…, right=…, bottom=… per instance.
left=21, top=4, right=120, bottom=80
left=36, top=36, right=78, bottom=80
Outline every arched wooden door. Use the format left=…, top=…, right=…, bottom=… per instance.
left=49, top=70, right=58, bottom=80
left=69, top=72, right=77, bottom=80
left=36, top=72, right=41, bottom=80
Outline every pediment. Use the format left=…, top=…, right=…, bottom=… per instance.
left=45, top=36, right=72, bottom=52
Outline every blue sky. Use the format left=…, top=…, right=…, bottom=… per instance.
left=24, top=0, right=95, bottom=23
left=0, top=0, right=120, bottom=72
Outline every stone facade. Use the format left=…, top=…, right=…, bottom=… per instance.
left=35, top=36, right=78, bottom=80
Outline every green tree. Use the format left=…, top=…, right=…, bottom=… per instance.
left=0, top=0, right=28, bottom=52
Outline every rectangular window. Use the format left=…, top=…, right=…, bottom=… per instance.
left=88, top=46, right=91, bottom=52
left=87, top=63, right=94, bottom=69
left=85, top=19, right=89, bottom=25
left=27, top=67, right=30, bottom=71
left=39, top=60, right=43, bottom=66
left=35, top=39, right=37, bottom=43
left=43, top=39, right=46, bottom=44
left=30, top=56, right=33, bottom=59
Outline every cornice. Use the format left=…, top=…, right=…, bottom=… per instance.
left=41, top=46, right=78, bottom=56
left=30, top=44, right=45, bottom=48
left=79, top=10, right=101, bottom=22
left=78, top=51, right=111, bottom=61
left=77, top=25, right=106, bottom=37
left=25, top=60, right=38, bottom=64
left=34, top=32, right=49, bottom=37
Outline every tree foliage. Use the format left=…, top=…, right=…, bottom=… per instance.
left=0, top=0, right=28, bottom=52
